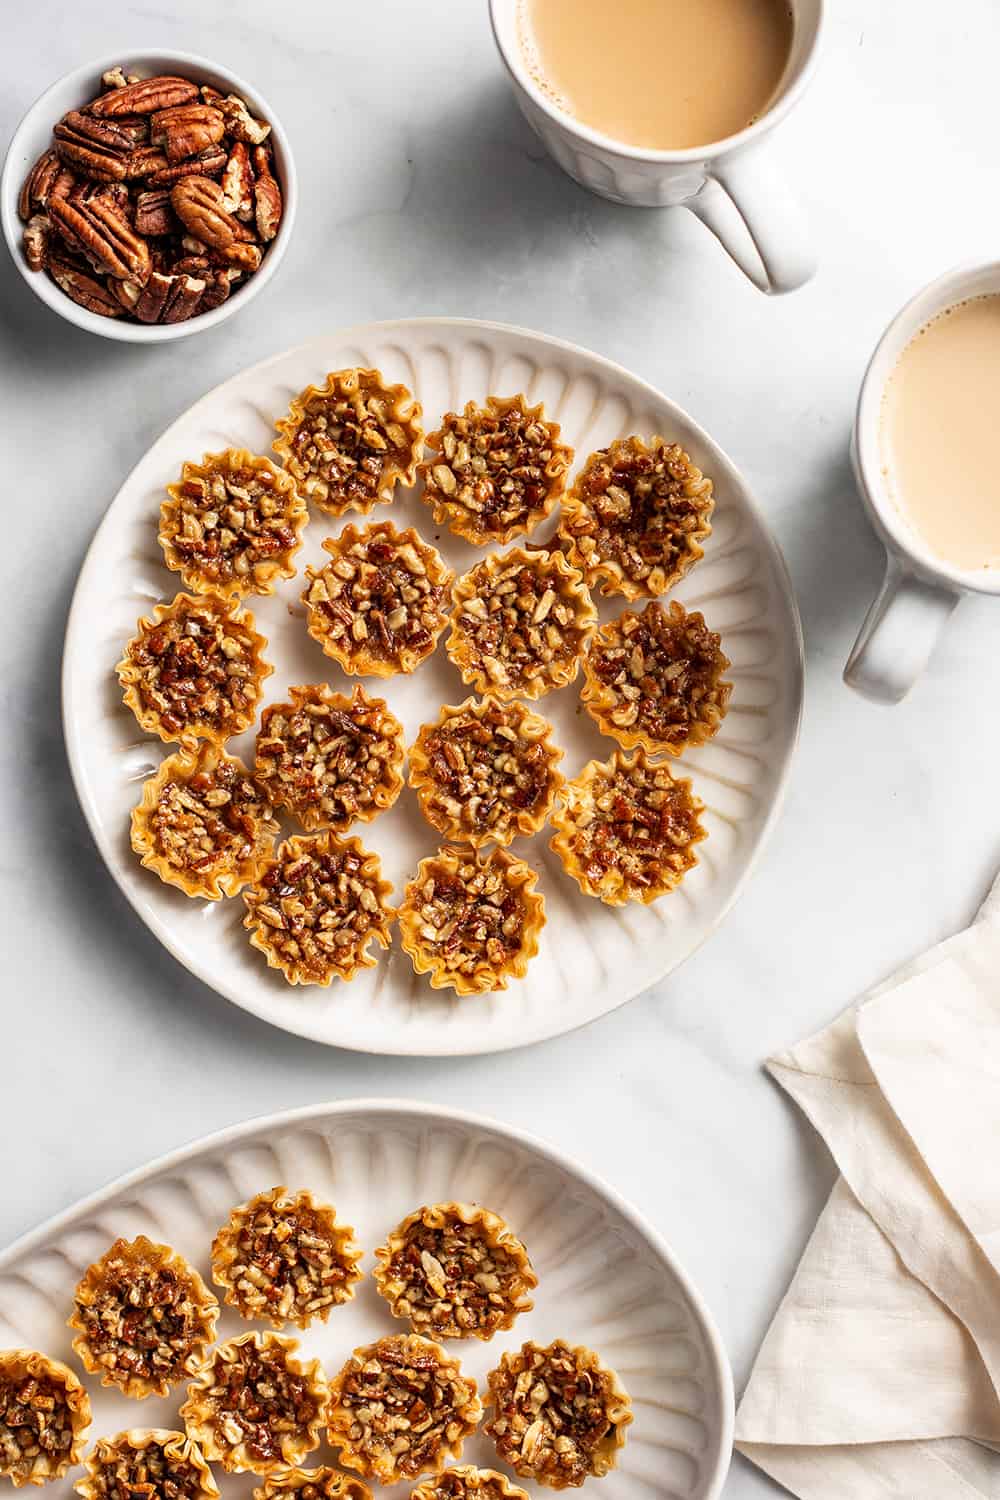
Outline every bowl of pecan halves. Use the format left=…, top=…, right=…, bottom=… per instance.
left=1, top=50, right=296, bottom=340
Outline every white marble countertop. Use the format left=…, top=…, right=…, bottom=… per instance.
left=4, top=3, right=1000, bottom=1494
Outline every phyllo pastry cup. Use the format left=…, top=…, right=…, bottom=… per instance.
left=408, top=697, right=564, bottom=848
left=211, top=1186, right=363, bottom=1329
left=75, top=1430, right=218, bottom=1500
left=484, top=1340, right=632, bottom=1489
left=410, top=1467, right=530, bottom=1500
left=160, top=449, right=308, bottom=600
left=550, top=747, right=705, bottom=906
left=69, top=1236, right=218, bottom=1400
left=419, top=394, right=572, bottom=546
left=0, top=1349, right=91, bottom=1487
left=243, top=831, right=394, bottom=986
left=131, top=744, right=277, bottom=900
left=398, top=846, right=544, bottom=995
left=117, top=592, right=272, bottom=747
left=252, top=1466, right=372, bottom=1500
left=326, top=1334, right=481, bottom=1485
left=559, top=435, right=714, bottom=600
left=255, top=684, right=405, bottom=833
left=447, top=548, right=596, bottom=702
left=180, top=1331, right=328, bottom=1476
left=581, top=600, right=731, bottom=756
left=373, top=1202, right=537, bottom=1341
left=273, top=367, right=424, bottom=516
left=302, top=521, right=453, bottom=677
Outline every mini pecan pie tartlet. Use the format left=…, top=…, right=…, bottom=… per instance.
left=409, top=698, right=564, bottom=848
left=559, top=436, right=714, bottom=600
left=485, top=1341, right=632, bottom=1489
left=399, top=846, right=545, bottom=995
left=211, top=1187, right=363, bottom=1329
left=581, top=601, right=731, bottom=755
left=75, top=1430, right=218, bottom=1500
left=419, top=395, right=572, bottom=545
left=302, top=522, right=453, bottom=677
left=274, top=368, right=423, bottom=516
left=243, top=832, right=394, bottom=986
left=411, top=1467, right=529, bottom=1500
left=180, top=1332, right=328, bottom=1476
left=373, top=1203, right=537, bottom=1341
left=0, top=1350, right=91, bottom=1487
left=255, top=684, right=404, bottom=832
left=160, top=449, right=308, bottom=599
left=118, top=592, right=272, bottom=746
left=131, top=744, right=277, bottom=900
left=448, top=549, right=596, bottom=702
left=550, top=748, right=705, bottom=906
left=69, top=1237, right=218, bottom=1400
left=327, top=1334, right=482, bottom=1485
left=253, top=1466, right=371, bottom=1500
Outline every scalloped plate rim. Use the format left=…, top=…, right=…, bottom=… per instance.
left=62, top=317, right=804, bottom=1056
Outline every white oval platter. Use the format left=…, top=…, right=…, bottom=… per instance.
left=0, top=1099, right=734, bottom=1500
left=62, top=318, right=803, bottom=1054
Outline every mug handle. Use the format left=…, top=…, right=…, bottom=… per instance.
left=844, top=555, right=960, bottom=704
left=688, top=143, right=815, bottom=295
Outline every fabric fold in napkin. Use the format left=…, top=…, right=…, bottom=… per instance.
left=736, top=871, right=1000, bottom=1498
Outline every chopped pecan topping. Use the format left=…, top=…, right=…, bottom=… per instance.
left=420, top=395, right=571, bottom=545
left=485, top=1341, right=632, bottom=1488
left=550, top=747, right=705, bottom=905
left=160, top=449, right=307, bottom=598
left=0, top=1353, right=89, bottom=1487
left=212, top=1187, right=363, bottom=1328
left=374, top=1204, right=537, bottom=1341
left=327, top=1335, right=482, bottom=1485
left=409, top=697, right=563, bottom=847
left=398, top=846, right=545, bottom=995
left=274, top=369, right=423, bottom=516
left=243, top=832, right=394, bottom=986
left=411, top=1467, right=529, bottom=1500
left=77, top=1431, right=217, bottom=1500
left=448, top=548, right=596, bottom=701
left=117, top=591, right=272, bottom=745
left=582, top=600, right=731, bottom=754
left=302, top=522, right=452, bottom=677
left=255, top=684, right=404, bottom=832
left=559, top=435, right=714, bottom=599
left=70, top=1236, right=218, bottom=1398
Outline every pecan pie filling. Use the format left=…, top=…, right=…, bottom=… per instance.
left=582, top=600, right=731, bottom=755
left=0, top=1352, right=90, bottom=1487
left=254, top=684, right=404, bottom=832
left=419, top=395, right=572, bottom=545
left=559, top=435, right=714, bottom=599
left=160, top=449, right=307, bottom=598
left=374, top=1203, right=537, bottom=1340
left=447, top=549, right=596, bottom=701
left=117, top=592, right=271, bottom=745
left=409, top=697, right=564, bottom=847
left=398, top=846, right=545, bottom=995
left=243, top=832, right=394, bottom=986
left=274, top=368, right=423, bottom=515
left=211, top=1187, right=363, bottom=1328
left=411, top=1468, right=529, bottom=1500
left=77, top=1431, right=218, bottom=1500
left=327, top=1334, right=482, bottom=1484
left=485, top=1341, right=632, bottom=1489
left=180, top=1333, right=328, bottom=1475
left=550, top=748, right=705, bottom=905
left=70, top=1236, right=218, bottom=1398
left=303, top=522, right=452, bottom=677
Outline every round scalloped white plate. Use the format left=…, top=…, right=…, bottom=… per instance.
left=0, top=1099, right=734, bottom=1500
left=62, top=318, right=803, bottom=1054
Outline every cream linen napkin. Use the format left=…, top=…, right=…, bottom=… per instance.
left=735, top=871, right=1000, bottom=1498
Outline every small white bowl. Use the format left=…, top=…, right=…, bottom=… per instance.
left=1, top=49, right=297, bottom=342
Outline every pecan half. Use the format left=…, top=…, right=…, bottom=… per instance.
left=53, top=117, right=129, bottom=181
left=49, top=251, right=122, bottom=316
left=220, top=141, right=253, bottom=217
left=23, top=213, right=52, bottom=271
left=143, top=147, right=226, bottom=187
left=49, top=194, right=151, bottom=282
left=171, top=175, right=256, bottom=261
left=252, top=145, right=282, bottom=241
left=151, top=103, right=225, bottom=163
left=124, top=145, right=169, bottom=180
left=134, top=188, right=177, bottom=236
left=133, top=270, right=206, bottom=324
left=90, top=75, right=199, bottom=117
left=56, top=109, right=138, bottom=155
left=18, top=148, right=71, bottom=220
left=202, top=87, right=271, bottom=145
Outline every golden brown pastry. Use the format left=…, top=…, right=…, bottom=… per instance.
left=252, top=1466, right=371, bottom=1500
left=0, top=1350, right=90, bottom=1487
left=75, top=1430, right=217, bottom=1500
left=409, top=1469, right=529, bottom=1500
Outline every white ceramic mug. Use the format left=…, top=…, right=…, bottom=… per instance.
left=489, top=0, right=822, bottom=295
left=844, top=261, right=1000, bottom=704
